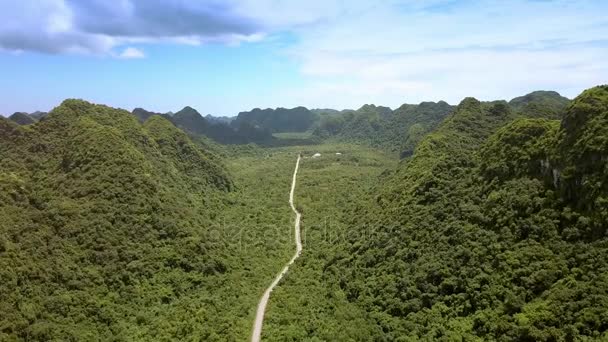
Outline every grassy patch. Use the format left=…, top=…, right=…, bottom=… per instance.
left=272, top=131, right=314, bottom=140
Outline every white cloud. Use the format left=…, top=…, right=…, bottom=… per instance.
left=0, top=0, right=606, bottom=107
left=278, top=45, right=607, bottom=110
left=252, top=0, right=608, bottom=105
left=118, top=47, right=145, bottom=59
left=0, top=0, right=263, bottom=55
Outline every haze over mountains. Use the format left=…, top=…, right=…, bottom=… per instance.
left=7, top=90, right=571, bottom=157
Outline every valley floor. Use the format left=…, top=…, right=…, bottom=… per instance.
left=226, top=143, right=397, bottom=341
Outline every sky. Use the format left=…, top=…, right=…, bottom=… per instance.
left=0, top=0, right=607, bottom=116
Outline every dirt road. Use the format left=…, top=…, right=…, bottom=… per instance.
left=251, top=155, right=302, bottom=342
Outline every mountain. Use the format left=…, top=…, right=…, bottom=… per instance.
left=172, top=106, right=273, bottom=144
left=312, top=91, right=569, bottom=157
left=332, top=104, right=392, bottom=142
left=29, top=111, right=49, bottom=120
left=232, top=107, right=318, bottom=133
left=360, top=104, right=393, bottom=118
left=0, top=99, right=236, bottom=340
left=171, top=106, right=211, bottom=135
left=509, top=90, right=570, bottom=119
left=318, top=86, right=608, bottom=340
left=8, top=112, right=36, bottom=125
left=205, top=114, right=233, bottom=125
left=132, top=106, right=273, bottom=145
left=131, top=107, right=171, bottom=122
left=314, top=101, right=453, bottom=156
left=7, top=111, right=50, bottom=125
left=310, top=108, right=344, bottom=116
left=389, top=101, right=454, bottom=157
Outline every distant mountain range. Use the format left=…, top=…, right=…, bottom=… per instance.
left=132, top=106, right=273, bottom=145
left=205, top=114, right=233, bottom=125
left=7, top=111, right=48, bottom=125
left=7, top=90, right=571, bottom=156
left=232, top=107, right=317, bottom=133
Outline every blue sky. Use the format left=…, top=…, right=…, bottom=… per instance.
left=0, top=0, right=607, bottom=116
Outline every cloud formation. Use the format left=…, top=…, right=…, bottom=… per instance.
left=67, top=1, right=257, bottom=38
left=0, top=0, right=261, bottom=56
left=262, top=0, right=608, bottom=107
left=0, top=0, right=606, bottom=110
left=118, top=47, right=145, bottom=59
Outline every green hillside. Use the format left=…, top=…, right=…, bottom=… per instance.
left=509, top=90, right=571, bottom=120
left=132, top=106, right=274, bottom=145
left=233, top=107, right=318, bottom=133
left=8, top=112, right=36, bottom=125
left=277, top=86, right=608, bottom=341
left=0, top=100, right=297, bottom=341
left=1, top=86, right=604, bottom=341
left=314, top=101, right=453, bottom=156
left=132, top=107, right=172, bottom=123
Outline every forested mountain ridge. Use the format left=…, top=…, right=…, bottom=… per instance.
left=132, top=106, right=274, bottom=145
left=205, top=114, right=233, bottom=125
left=7, top=90, right=569, bottom=151
left=323, top=86, right=608, bottom=340
left=312, top=91, right=570, bottom=157
left=232, top=106, right=318, bottom=133
left=386, top=101, right=454, bottom=157
left=8, top=112, right=36, bottom=125
left=0, top=99, right=239, bottom=340
left=7, top=111, right=49, bottom=125
left=509, top=90, right=571, bottom=120
left=313, top=101, right=453, bottom=156
left=132, top=107, right=172, bottom=123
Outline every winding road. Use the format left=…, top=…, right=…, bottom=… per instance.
left=251, top=154, right=302, bottom=342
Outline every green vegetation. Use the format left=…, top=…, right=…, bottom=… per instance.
left=132, top=107, right=172, bottom=123
left=267, top=131, right=321, bottom=147
left=313, top=102, right=453, bottom=157
left=509, top=90, right=571, bottom=120
left=133, top=106, right=274, bottom=145
left=233, top=107, right=318, bottom=133
left=272, top=132, right=313, bottom=140
left=262, top=86, right=608, bottom=341
left=0, top=100, right=301, bottom=341
left=312, top=92, right=570, bottom=158
left=263, top=145, right=397, bottom=341
left=8, top=112, right=36, bottom=125
left=7, top=111, right=49, bottom=125
left=1, top=86, right=605, bottom=341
